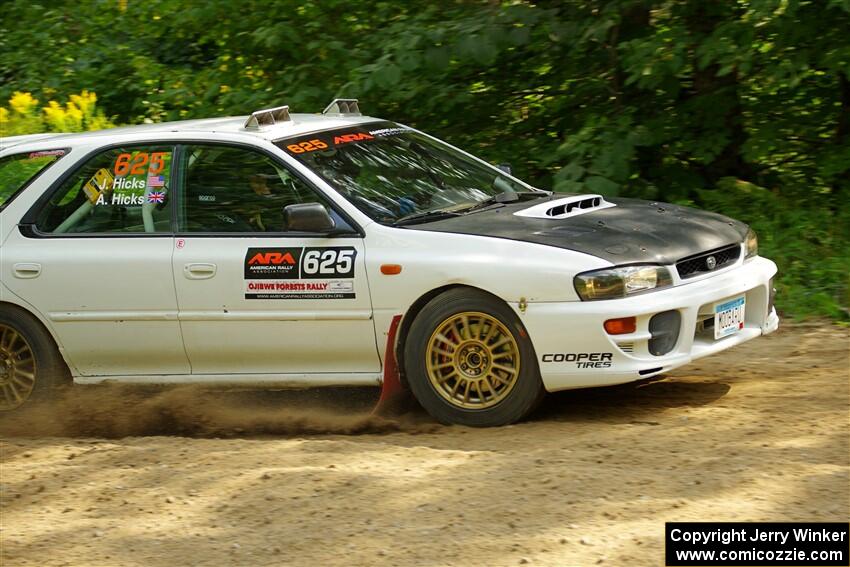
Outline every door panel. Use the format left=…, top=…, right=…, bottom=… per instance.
left=173, top=237, right=380, bottom=374
left=1, top=143, right=188, bottom=377
left=2, top=231, right=189, bottom=375
left=172, top=143, right=380, bottom=377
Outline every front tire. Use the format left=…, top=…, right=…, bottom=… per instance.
left=404, top=289, right=544, bottom=426
left=0, top=305, right=68, bottom=411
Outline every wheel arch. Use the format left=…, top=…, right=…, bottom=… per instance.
left=0, top=299, right=73, bottom=381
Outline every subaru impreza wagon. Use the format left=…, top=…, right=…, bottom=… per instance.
left=0, top=99, right=778, bottom=426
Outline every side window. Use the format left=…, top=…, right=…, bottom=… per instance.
left=179, top=144, right=351, bottom=233
left=0, top=150, right=66, bottom=211
left=35, top=146, right=174, bottom=234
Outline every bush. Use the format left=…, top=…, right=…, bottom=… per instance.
left=700, top=179, right=849, bottom=321
left=0, top=90, right=114, bottom=136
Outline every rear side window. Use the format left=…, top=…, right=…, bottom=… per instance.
left=35, top=145, right=174, bottom=234
left=0, top=150, right=66, bottom=211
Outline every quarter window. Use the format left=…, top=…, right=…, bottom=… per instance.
left=179, top=144, right=350, bottom=233
left=0, top=150, right=66, bottom=211
left=35, top=146, right=174, bottom=234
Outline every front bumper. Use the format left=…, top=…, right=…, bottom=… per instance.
left=515, top=256, right=779, bottom=392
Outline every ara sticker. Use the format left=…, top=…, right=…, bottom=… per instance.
left=333, top=132, right=374, bottom=145
left=282, top=132, right=377, bottom=155
left=244, top=246, right=357, bottom=300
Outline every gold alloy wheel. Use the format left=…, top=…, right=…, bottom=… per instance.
left=425, top=311, right=521, bottom=409
left=0, top=324, right=37, bottom=410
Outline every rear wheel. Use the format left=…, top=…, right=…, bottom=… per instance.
left=0, top=306, right=68, bottom=411
left=404, top=289, right=544, bottom=426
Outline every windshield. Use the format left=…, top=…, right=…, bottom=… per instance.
left=275, top=122, right=535, bottom=225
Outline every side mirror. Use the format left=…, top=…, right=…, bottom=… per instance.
left=284, top=202, right=336, bottom=232
left=497, top=163, right=513, bottom=175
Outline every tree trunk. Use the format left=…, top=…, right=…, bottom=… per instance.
left=833, top=71, right=850, bottom=209
left=683, top=3, right=753, bottom=186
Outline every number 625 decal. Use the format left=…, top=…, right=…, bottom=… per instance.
left=300, top=247, right=357, bottom=279
left=114, top=151, right=168, bottom=176
left=285, top=139, right=328, bottom=154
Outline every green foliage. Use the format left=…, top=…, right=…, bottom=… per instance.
left=0, top=153, right=64, bottom=206
left=702, top=179, right=849, bottom=319
left=0, top=0, right=847, bottom=319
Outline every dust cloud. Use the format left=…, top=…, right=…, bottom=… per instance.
left=0, top=384, right=435, bottom=438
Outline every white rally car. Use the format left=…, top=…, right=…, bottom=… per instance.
left=0, top=100, right=778, bottom=426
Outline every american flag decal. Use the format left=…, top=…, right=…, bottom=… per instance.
left=147, top=175, right=165, bottom=187
left=147, top=191, right=165, bottom=204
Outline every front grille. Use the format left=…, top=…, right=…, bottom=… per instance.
left=676, top=244, right=741, bottom=279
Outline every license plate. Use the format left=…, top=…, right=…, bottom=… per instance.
left=714, top=296, right=746, bottom=339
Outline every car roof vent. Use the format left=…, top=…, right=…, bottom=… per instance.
left=322, top=98, right=361, bottom=116
left=243, top=105, right=291, bottom=130
left=513, top=194, right=616, bottom=220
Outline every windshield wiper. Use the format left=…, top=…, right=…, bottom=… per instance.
left=458, top=190, right=552, bottom=214
left=392, top=209, right=462, bottom=227
left=392, top=190, right=551, bottom=226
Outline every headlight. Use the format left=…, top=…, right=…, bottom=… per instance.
left=745, top=228, right=758, bottom=259
left=574, top=265, right=673, bottom=301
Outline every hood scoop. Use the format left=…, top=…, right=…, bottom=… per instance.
left=513, top=194, right=616, bottom=220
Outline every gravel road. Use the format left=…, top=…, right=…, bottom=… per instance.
left=1, top=323, right=848, bottom=566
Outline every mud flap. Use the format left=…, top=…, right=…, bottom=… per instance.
left=371, top=314, right=412, bottom=416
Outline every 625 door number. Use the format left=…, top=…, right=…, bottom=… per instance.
left=300, top=247, right=357, bottom=279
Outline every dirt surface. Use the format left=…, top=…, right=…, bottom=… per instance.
left=1, top=324, right=848, bottom=566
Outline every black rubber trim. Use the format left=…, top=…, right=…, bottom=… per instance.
left=638, top=367, right=663, bottom=376
left=169, top=143, right=183, bottom=234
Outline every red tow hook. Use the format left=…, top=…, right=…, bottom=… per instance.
left=372, top=314, right=408, bottom=416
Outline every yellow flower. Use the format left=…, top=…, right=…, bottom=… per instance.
left=9, top=91, right=38, bottom=115
left=42, top=100, right=66, bottom=130
left=69, top=90, right=97, bottom=116
left=0, top=107, right=9, bottom=124
left=65, top=101, right=84, bottom=125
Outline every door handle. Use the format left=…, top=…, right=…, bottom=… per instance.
left=13, top=263, right=41, bottom=279
left=184, top=263, right=217, bottom=279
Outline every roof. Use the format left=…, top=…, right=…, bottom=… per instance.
left=0, top=112, right=383, bottom=151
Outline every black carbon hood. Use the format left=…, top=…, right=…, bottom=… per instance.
left=408, top=194, right=749, bottom=265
